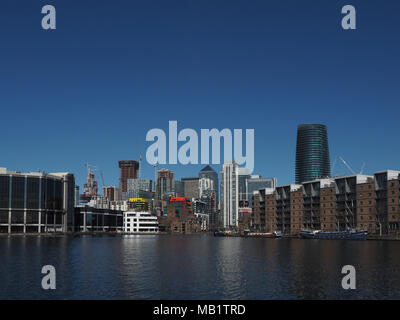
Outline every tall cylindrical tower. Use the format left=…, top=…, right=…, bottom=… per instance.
left=295, top=124, right=330, bottom=184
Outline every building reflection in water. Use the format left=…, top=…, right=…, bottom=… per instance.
left=2, top=235, right=400, bottom=299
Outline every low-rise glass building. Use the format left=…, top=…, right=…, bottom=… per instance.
left=0, top=167, right=75, bottom=233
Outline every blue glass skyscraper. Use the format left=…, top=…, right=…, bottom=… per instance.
left=295, top=124, right=331, bottom=184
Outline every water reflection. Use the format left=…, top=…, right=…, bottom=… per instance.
left=1, top=235, right=400, bottom=299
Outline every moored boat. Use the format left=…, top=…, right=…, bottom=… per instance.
left=213, top=230, right=240, bottom=237
left=242, top=230, right=282, bottom=238
left=299, top=229, right=368, bottom=240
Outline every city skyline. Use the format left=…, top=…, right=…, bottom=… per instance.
left=2, top=119, right=400, bottom=193
left=1, top=1, right=399, bottom=190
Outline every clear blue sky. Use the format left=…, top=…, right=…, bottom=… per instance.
left=0, top=0, right=399, bottom=190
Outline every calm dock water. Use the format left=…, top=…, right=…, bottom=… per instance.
left=1, top=234, right=399, bottom=299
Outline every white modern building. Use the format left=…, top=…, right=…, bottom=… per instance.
left=220, top=161, right=239, bottom=228
left=123, top=211, right=159, bottom=233
left=110, top=200, right=128, bottom=211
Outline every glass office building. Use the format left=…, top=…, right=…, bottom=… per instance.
left=295, top=124, right=331, bottom=184
left=0, top=168, right=75, bottom=233
left=247, top=177, right=277, bottom=208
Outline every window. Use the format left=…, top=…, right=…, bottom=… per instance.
left=0, top=176, right=10, bottom=209
left=11, top=176, right=25, bottom=209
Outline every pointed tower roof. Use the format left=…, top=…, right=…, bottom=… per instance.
left=200, top=165, right=215, bottom=172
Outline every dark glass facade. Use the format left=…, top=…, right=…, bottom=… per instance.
left=74, top=207, right=123, bottom=232
left=0, top=172, right=75, bottom=233
left=295, top=124, right=331, bottom=184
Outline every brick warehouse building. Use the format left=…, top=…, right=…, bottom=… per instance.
left=158, top=197, right=202, bottom=233
left=252, top=170, right=400, bottom=235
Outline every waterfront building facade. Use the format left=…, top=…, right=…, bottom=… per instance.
left=295, top=124, right=331, bottom=184
left=246, top=176, right=277, bottom=208
left=0, top=168, right=75, bottom=234
left=74, top=205, right=123, bottom=232
left=123, top=211, right=158, bottom=233
left=375, top=170, right=400, bottom=234
left=238, top=200, right=252, bottom=231
left=158, top=197, right=201, bottom=233
left=253, top=170, right=400, bottom=235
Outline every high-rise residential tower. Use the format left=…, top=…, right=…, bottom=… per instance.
left=295, top=124, right=331, bottom=184
left=220, top=161, right=239, bottom=228
left=103, top=186, right=118, bottom=202
left=156, top=169, right=174, bottom=200
left=118, top=160, right=139, bottom=200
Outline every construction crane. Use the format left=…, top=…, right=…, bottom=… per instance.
left=85, top=163, right=97, bottom=175
left=338, top=156, right=356, bottom=175
left=100, top=171, right=105, bottom=188
left=332, top=156, right=366, bottom=176
left=360, top=162, right=366, bottom=175
left=83, top=163, right=98, bottom=197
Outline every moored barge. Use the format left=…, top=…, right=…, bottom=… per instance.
left=299, top=229, right=368, bottom=240
left=242, top=231, right=282, bottom=238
